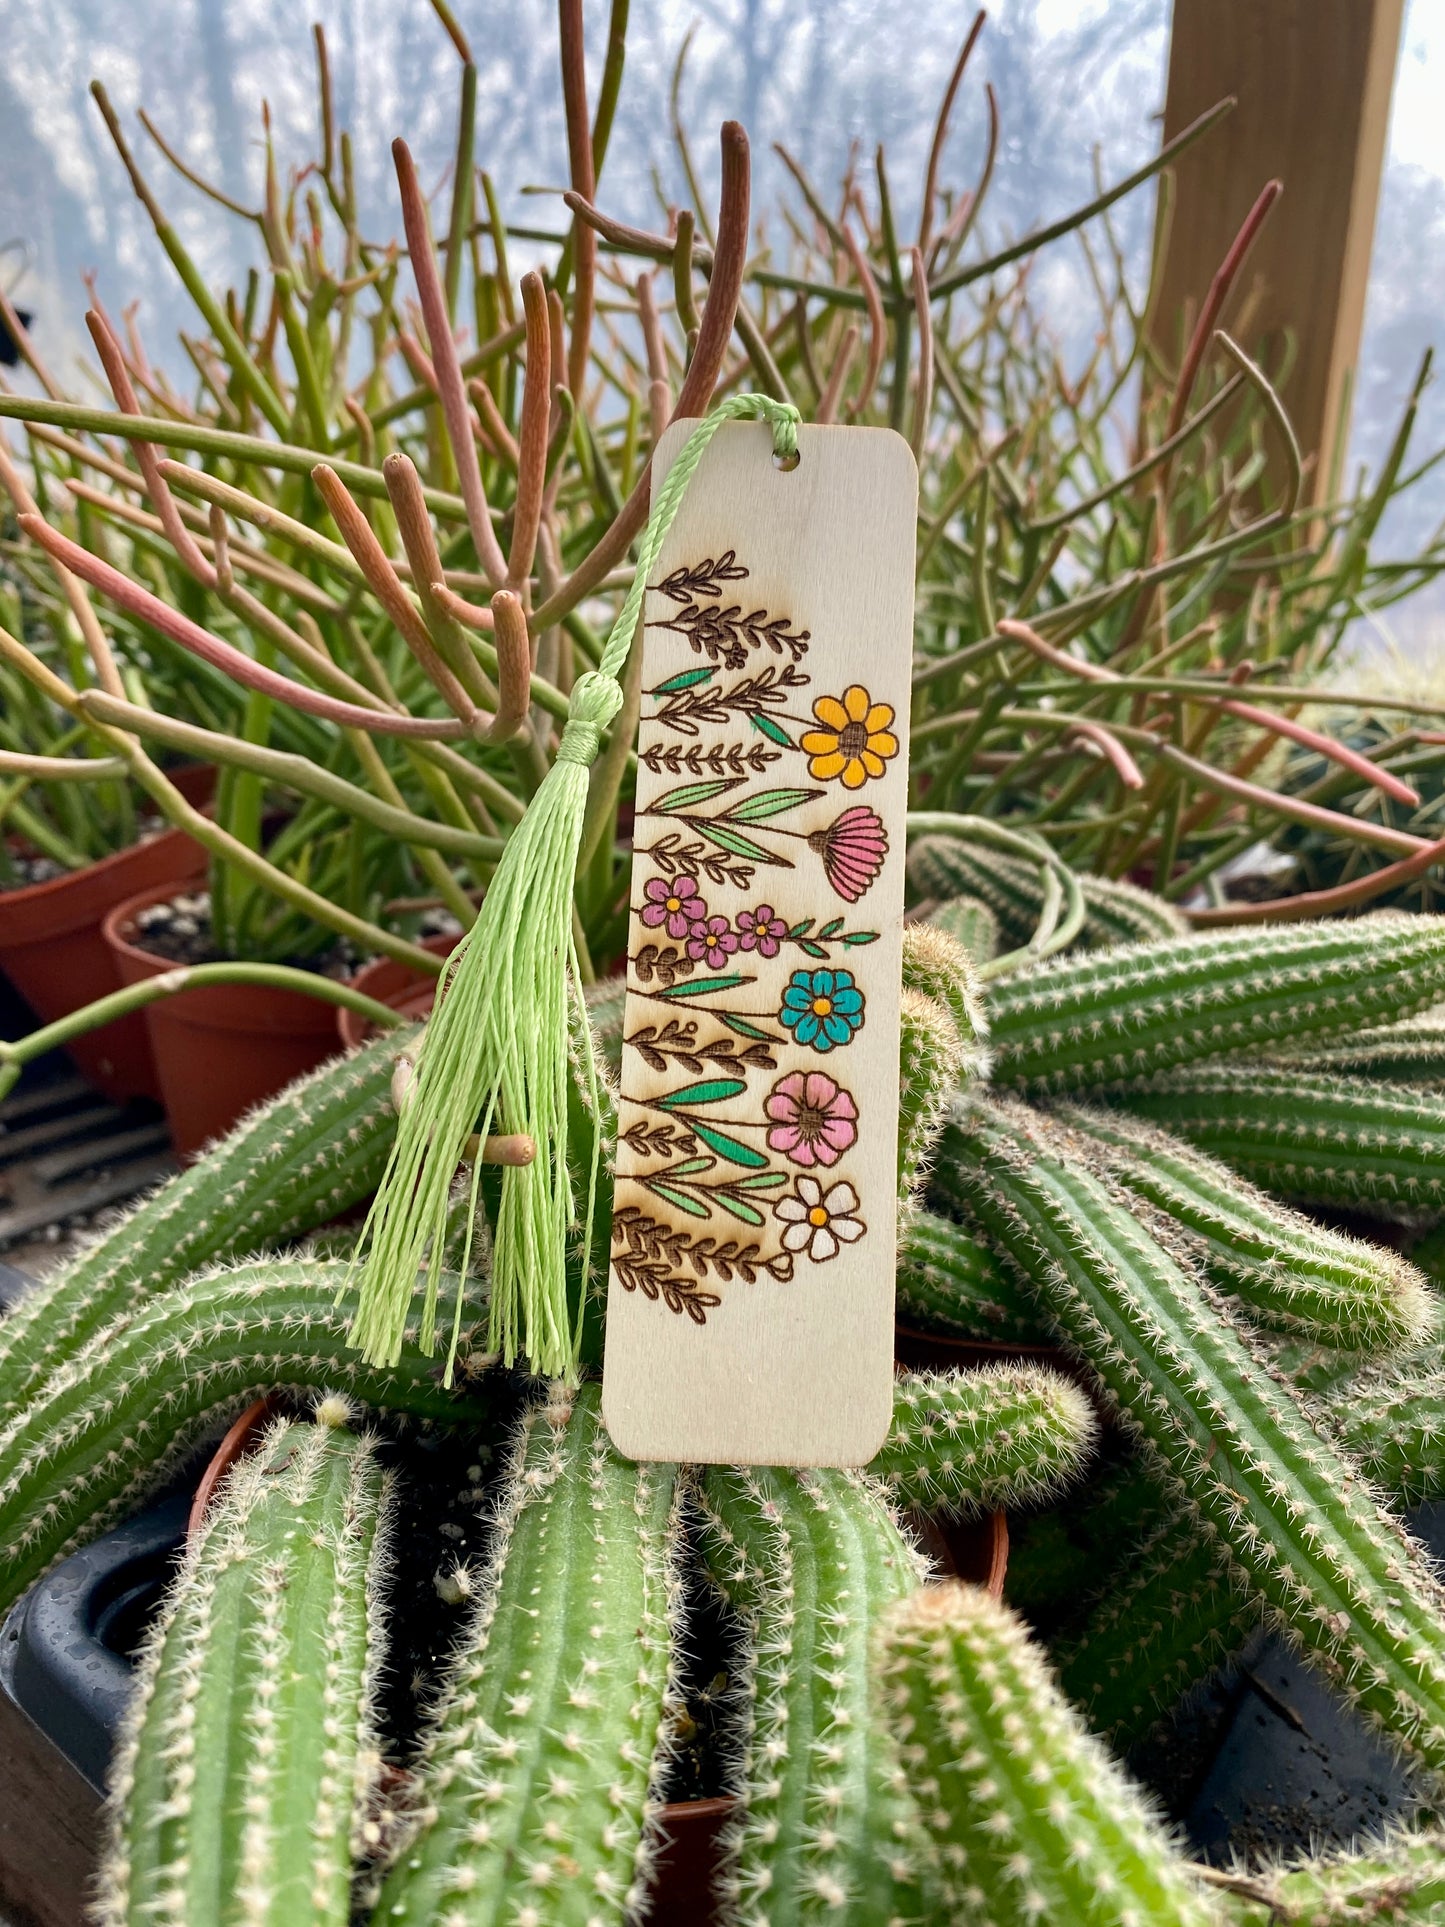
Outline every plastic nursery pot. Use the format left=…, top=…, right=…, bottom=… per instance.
left=335, top=932, right=458, bottom=1049
left=0, top=765, right=214, bottom=1103
left=101, top=877, right=343, bottom=1162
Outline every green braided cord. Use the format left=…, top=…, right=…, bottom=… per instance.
left=348, top=395, right=801, bottom=1382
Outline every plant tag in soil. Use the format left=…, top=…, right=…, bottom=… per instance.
left=603, top=420, right=917, bottom=1465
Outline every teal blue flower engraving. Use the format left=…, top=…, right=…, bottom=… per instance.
left=779, top=967, right=865, bottom=1051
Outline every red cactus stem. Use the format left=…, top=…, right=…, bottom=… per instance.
left=1188, top=835, right=1445, bottom=927
left=486, top=591, right=533, bottom=744
left=509, top=271, right=552, bottom=598
left=393, top=136, right=509, bottom=589
left=817, top=323, right=861, bottom=425
left=1166, top=178, right=1282, bottom=443
left=20, top=514, right=469, bottom=740
left=383, top=452, right=495, bottom=713
left=85, top=308, right=218, bottom=591
left=0, top=434, right=126, bottom=703
left=910, top=246, right=934, bottom=460
left=1066, top=719, right=1144, bottom=790
left=532, top=120, right=751, bottom=632
left=559, top=0, right=597, bottom=404
left=468, top=377, right=520, bottom=468
left=636, top=271, right=669, bottom=386
left=917, top=9, right=987, bottom=260
left=840, top=218, right=886, bottom=420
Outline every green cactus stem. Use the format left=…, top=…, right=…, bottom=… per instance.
left=0, top=1028, right=409, bottom=1424
left=1112, top=1066, right=1445, bottom=1215
left=1213, top=1825, right=1445, bottom=1924
left=873, top=1366, right=1098, bottom=1517
left=0, top=1257, right=485, bottom=1616
left=936, top=1099, right=1445, bottom=1779
left=1272, top=1012, right=1445, bottom=1084
left=371, top=1381, right=681, bottom=1927
left=986, top=920, right=1445, bottom=1096
left=696, top=1462, right=929, bottom=1927
left=901, top=922, right=989, bottom=1082
left=1321, top=1360, right=1445, bottom=1505
left=1053, top=1508, right=1259, bottom=1751
left=897, top=987, right=967, bottom=1205
left=907, top=835, right=1189, bottom=950
left=1055, top=1103, right=1436, bottom=1351
left=924, top=893, right=999, bottom=963
left=895, top=1209, right=1052, bottom=1344
left=877, top=1582, right=1222, bottom=1927
left=96, top=1412, right=391, bottom=1927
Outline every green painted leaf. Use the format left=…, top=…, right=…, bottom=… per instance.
left=713, top=1195, right=766, bottom=1227
left=727, top=786, right=820, bottom=823
left=718, top=1012, right=776, bottom=1041
left=645, top=1181, right=711, bottom=1219
left=667, top=1157, right=716, bottom=1177
left=843, top=930, right=880, bottom=946
left=690, top=1122, right=769, bottom=1169
left=789, top=919, right=814, bottom=938
left=796, top=940, right=826, bottom=959
left=735, top=1171, right=788, bottom=1190
left=653, top=667, right=715, bottom=694
left=654, top=973, right=751, bottom=1000
left=703, top=823, right=779, bottom=863
left=751, top=714, right=794, bottom=746
left=655, top=778, right=741, bottom=813
left=656, top=1078, right=747, bottom=1110
left=819, top=917, right=844, bottom=939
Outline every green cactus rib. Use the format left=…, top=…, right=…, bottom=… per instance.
left=1320, top=1361, right=1445, bottom=1505
left=1272, top=1012, right=1445, bottom=1084
left=96, top=1415, right=391, bottom=1927
left=895, top=1209, right=1052, bottom=1344
left=1053, top=1508, right=1259, bottom=1751
left=0, top=1257, right=485, bottom=1616
left=1055, top=1103, right=1437, bottom=1351
left=696, top=1462, right=929, bottom=1927
left=1215, top=1825, right=1445, bottom=1924
left=0, top=1029, right=408, bottom=1425
left=985, top=920, right=1445, bottom=1095
left=873, top=1366, right=1098, bottom=1518
left=936, top=1100, right=1445, bottom=1779
left=1112, top=1066, right=1445, bottom=1214
left=924, top=892, right=1000, bottom=964
left=896, top=987, right=966, bottom=1205
left=901, top=922, right=989, bottom=1080
left=879, top=1583, right=1222, bottom=1927
left=371, top=1382, right=680, bottom=1927
left=907, top=835, right=1189, bottom=951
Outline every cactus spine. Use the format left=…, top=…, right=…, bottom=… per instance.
left=985, top=920, right=1445, bottom=1095
left=1215, top=1826, right=1445, bottom=1924
left=936, top=1100, right=1445, bottom=1779
left=1053, top=1509, right=1259, bottom=1750
left=1321, top=1361, right=1445, bottom=1505
left=1272, top=1012, right=1445, bottom=1084
left=0, top=1028, right=408, bottom=1424
left=901, top=923, right=989, bottom=1082
left=0, top=1258, right=485, bottom=1614
left=907, top=835, right=1190, bottom=950
left=371, top=1382, right=681, bottom=1926
left=924, top=893, right=999, bottom=964
left=873, top=1367, right=1098, bottom=1517
left=97, top=1413, right=392, bottom=1927
left=877, top=1583, right=1222, bottom=1927
left=1112, top=1066, right=1445, bottom=1214
left=696, top=1463, right=929, bottom=1927
left=1055, top=1104, right=1436, bottom=1351
left=895, top=1210, right=1051, bottom=1344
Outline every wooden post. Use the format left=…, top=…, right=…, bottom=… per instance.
left=1151, top=0, right=1405, bottom=498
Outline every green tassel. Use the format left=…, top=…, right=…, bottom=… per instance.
left=347, top=395, right=800, bottom=1382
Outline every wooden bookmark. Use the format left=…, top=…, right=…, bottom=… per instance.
left=602, top=420, right=917, bottom=1466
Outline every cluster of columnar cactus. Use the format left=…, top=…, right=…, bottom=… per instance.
left=13, top=824, right=1445, bottom=1921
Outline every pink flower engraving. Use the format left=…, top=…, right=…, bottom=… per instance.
left=687, top=916, right=740, bottom=971
left=808, top=807, right=889, bottom=903
left=764, top=1070, right=860, bottom=1168
left=640, top=873, right=705, bottom=939
left=737, top=904, right=789, bottom=957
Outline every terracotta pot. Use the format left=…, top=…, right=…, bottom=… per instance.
left=102, top=877, right=343, bottom=1161
left=0, top=766, right=214, bottom=1101
left=646, top=1797, right=735, bottom=1926
left=335, top=933, right=457, bottom=1049
left=187, top=1396, right=279, bottom=1538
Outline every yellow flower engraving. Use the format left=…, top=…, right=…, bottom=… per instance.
left=800, top=684, right=899, bottom=790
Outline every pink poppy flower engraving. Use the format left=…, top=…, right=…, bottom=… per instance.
left=737, top=904, right=789, bottom=957
left=640, top=873, right=704, bottom=939
left=687, top=915, right=739, bottom=970
left=774, top=1177, right=866, bottom=1263
left=808, top=807, right=889, bottom=903
left=764, top=1071, right=860, bottom=1168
